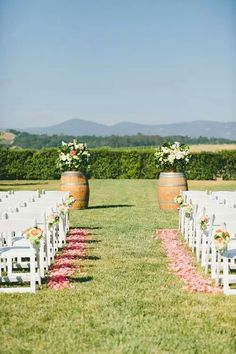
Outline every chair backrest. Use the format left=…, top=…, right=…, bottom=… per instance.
left=0, top=205, right=20, bottom=213
left=6, top=211, right=46, bottom=224
left=0, top=218, right=36, bottom=233
left=223, top=220, right=236, bottom=238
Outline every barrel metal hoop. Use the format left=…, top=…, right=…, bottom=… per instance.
left=158, top=183, right=186, bottom=187
left=159, top=173, right=185, bottom=177
left=61, top=183, right=88, bottom=186
left=159, top=201, right=176, bottom=204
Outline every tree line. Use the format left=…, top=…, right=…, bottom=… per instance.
left=4, top=130, right=236, bottom=149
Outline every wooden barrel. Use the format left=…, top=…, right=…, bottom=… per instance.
left=157, top=172, right=188, bottom=210
left=60, top=171, right=89, bottom=210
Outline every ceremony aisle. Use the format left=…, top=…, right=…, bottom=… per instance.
left=0, top=179, right=236, bottom=354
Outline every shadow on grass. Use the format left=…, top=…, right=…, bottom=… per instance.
left=70, top=275, right=93, bottom=283
left=69, top=226, right=102, bottom=230
left=88, top=204, right=135, bottom=209
left=0, top=182, right=49, bottom=186
left=42, top=275, right=94, bottom=285
left=81, top=255, right=100, bottom=261
left=84, top=239, right=102, bottom=244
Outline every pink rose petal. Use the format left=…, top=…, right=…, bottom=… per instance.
left=156, top=229, right=222, bottom=294
left=48, top=228, right=87, bottom=290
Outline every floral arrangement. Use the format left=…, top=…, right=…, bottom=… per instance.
left=57, top=203, right=69, bottom=216
left=65, top=195, right=76, bottom=207
left=182, top=203, right=193, bottom=218
left=57, top=139, right=90, bottom=172
left=213, top=229, right=230, bottom=252
left=154, top=141, right=190, bottom=172
left=23, top=226, right=43, bottom=247
left=174, top=194, right=184, bottom=207
left=199, top=215, right=209, bottom=231
left=47, top=212, right=60, bottom=230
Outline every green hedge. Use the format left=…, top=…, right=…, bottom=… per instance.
left=221, top=151, right=236, bottom=180
left=0, top=147, right=235, bottom=180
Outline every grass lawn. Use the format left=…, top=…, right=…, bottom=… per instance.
left=0, top=179, right=236, bottom=354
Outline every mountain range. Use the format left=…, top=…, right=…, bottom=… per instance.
left=18, top=119, right=236, bottom=140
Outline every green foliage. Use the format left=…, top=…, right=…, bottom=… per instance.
left=0, top=147, right=235, bottom=180
left=186, top=152, right=224, bottom=180
left=5, top=148, right=35, bottom=179
left=221, top=151, right=236, bottom=180
left=90, top=148, right=122, bottom=179
left=0, top=147, right=9, bottom=179
left=25, top=148, right=60, bottom=179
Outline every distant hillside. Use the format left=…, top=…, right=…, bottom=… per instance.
left=18, top=119, right=236, bottom=140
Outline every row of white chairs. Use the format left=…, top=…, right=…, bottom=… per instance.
left=0, top=190, right=70, bottom=293
left=179, top=190, right=236, bottom=295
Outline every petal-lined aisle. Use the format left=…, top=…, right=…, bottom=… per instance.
left=48, top=228, right=88, bottom=290
left=156, top=229, right=222, bottom=294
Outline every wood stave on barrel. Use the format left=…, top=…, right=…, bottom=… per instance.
left=60, top=171, right=89, bottom=210
left=157, top=172, right=188, bottom=210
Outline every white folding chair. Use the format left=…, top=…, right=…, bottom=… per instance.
left=0, top=219, right=42, bottom=293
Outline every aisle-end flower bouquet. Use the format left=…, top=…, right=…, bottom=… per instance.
left=154, top=141, right=190, bottom=172
left=47, top=212, right=60, bottom=230
left=23, top=226, right=43, bottom=247
left=182, top=203, right=193, bottom=218
left=65, top=195, right=76, bottom=207
left=199, top=215, right=209, bottom=231
left=57, top=203, right=69, bottom=216
left=213, top=228, right=230, bottom=252
left=57, top=139, right=90, bottom=172
left=174, top=194, right=184, bottom=207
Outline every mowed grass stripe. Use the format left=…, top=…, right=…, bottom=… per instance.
left=0, top=180, right=236, bottom=354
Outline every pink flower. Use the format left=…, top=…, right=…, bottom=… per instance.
left=69, top=150, right=77, bottom=157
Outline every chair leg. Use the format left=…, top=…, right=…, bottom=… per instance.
left=30, top=253, right=36, bottom=293
left=7, top=258, right=12, bottom=277
left=223, top=255, right=230, bottom=294
left=215, top=251, right=221, bottom=285
left=211, top=246, right=217, bottom=279
left=201, top=234, right=207, bottom=268
left=205, top=238, right=212, bottom=274
left=196, top=227, right=201, bottom=261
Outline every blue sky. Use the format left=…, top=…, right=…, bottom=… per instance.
left=0, top=0, right=235, bottom=128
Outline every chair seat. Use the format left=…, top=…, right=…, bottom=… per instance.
left=0, top=246, right=34, bottom=257
left=12, top=237, right=31, bottom=247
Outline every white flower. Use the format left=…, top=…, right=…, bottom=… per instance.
left=175, top=151, right=184, bottom=160
left=154, top=141, right=190, bottom=171
left=168, top=154, right=175, bottom=164
left=60, top=154, right=67, bottom=161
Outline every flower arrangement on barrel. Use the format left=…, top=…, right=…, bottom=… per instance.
left=154, top=141, right=190, bottom=173
left=57, top=140, right=90, bottom=210
left=57, top=139, right=90, bottom=172
left=155, top=141, right=190, bottom=210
